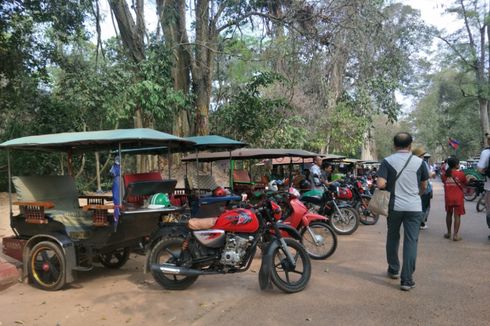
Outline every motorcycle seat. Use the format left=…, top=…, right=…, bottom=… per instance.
left=188, top=217, right=218, bottom=230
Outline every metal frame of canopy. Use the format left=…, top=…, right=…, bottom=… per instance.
left=0, top=128, right=196, bottom=221
left=110, top=135, right=247, bottom=197
left=182, top=148, right=321, bottom=190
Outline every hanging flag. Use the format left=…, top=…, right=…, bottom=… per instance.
left=448, top=138, right=460, bottom=150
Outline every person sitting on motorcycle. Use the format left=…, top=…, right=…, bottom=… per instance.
left=310, top=156, right=335, bottom=189
left=321, top=162, right=335, bottom=187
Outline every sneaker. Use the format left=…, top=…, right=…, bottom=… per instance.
left=387, top=270, right=400, bottom=279
left=400, top=281, right=416, bottom=291
left=420, top=223, right=428, bottom=230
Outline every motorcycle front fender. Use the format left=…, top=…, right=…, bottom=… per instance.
left=277, top=223, right=302, bottom=241
left=303, top=213, right=329, bottom=224
left=259, top=240, right=281, bottom=290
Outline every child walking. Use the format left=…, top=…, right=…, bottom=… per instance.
left=442, top=157, right=467, bottom=241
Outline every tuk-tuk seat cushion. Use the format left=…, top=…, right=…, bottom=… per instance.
left=186, top=174, right=219, bottom=192
left=12, top=175, right=80, bottom=211
left=123, top=172, right=163, bottom=205
left=188, top=217, right=218, bottom=230
left=233, top=169, right=254, bottom=184
left=12, top=176, right=93, bottom=230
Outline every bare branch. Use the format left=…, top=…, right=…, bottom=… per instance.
left=437, top=35, right=475, bottom=69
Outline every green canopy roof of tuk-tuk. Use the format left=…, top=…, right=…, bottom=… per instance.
left=0, top=128, right=196, bottom=152
left=182, top=148, right=319, bottom=162
left=184, top=135, right=246, bottom=150
left=112, top=135, right=246, bottom=155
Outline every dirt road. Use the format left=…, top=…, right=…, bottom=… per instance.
left=1, top=181, right=490, bottom=326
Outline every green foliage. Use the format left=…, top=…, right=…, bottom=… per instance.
left=411, top=69, right=481, bottom=161
left=210, top=72, right=307, bottom=148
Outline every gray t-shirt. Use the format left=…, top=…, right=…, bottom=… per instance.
left=377, top=152, right=429, bottom=212
left=477, top=148, right=490, bottom=191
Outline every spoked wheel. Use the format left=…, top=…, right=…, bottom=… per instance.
left=270, top=238, right=311, bottom=293
left=356, top=200, right=379, bottom=225
left=98, top=247, right=130, bottom=269
left=477, top=194, right=486, bottom=212
left=149, top=237, right=198, bottom=290
left=464, top=186, right=478, bottom=201
left=28, top=241, right=66, bottom=291
left=329, top=207, right=360, bottom=235
left=300, top=222, right=337, bottom=260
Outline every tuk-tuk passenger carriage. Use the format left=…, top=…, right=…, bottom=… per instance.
left=181, top=148, right=320, bottom=195
left=0, top=128, right=196, bottom=290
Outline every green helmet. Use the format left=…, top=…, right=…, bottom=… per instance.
left=148, top=193, right=170, bottom=209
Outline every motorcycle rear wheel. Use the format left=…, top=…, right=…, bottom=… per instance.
left=477, top=194, right=486, bottom=212
left=270, top=238, right=311, bottom=293
left=464, top=186, right=478, bottom=201
left=300, top=222, right=337, bottom=260
left=149, top=237, right=198, bottom=290
left=355, top=201, right=379, bottom=226
left=329, top=207, right=360, bottom=235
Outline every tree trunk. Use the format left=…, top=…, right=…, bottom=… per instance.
left=134, top=107, right=144, bottom=172
left=192, top=0, right=214, bottom=136
left=110, top=0, right=148, bottom=171
left=158, top=0, right=192, bottom=137
left=480, top=99, right=489, bottom=142
left=108, top=0, right=145, bottom=63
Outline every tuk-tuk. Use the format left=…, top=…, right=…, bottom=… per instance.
left=0, top=128, right=196, bottom=290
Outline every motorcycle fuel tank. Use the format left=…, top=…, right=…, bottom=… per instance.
left=214, top=209, right=259, bottom=233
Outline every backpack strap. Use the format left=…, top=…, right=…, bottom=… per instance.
left=395, top=155, right=413, bottom=182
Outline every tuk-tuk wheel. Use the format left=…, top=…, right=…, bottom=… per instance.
left=28, top=241, right=66, bottom=291
left=98, top=247, right=130, bottom=269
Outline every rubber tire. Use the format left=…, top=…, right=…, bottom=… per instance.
left=477, top=194, right=486, bottom=212
left=98, top=247, right=130, bottom=269
left=464, top=187, right=478, bottom=201
left=300, top=222, right=337, bottom=260
left=28, top=241, right=66, bottom=291
left=149, top=237, right=198, bottom=290
left=355, top=201, right=380, bottom=226
left=329, top=207, right=360, bottom=235
left=270, top=238, right=311, bottom=293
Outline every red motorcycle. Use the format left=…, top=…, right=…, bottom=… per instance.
left=338, top=177, right=379, bottom=225
left=148, top=198, right=311, bottom=293
left=266, top=190, right=337, bottom=260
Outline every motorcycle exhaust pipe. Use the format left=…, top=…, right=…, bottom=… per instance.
left=150, top=263, right=208, bottom=276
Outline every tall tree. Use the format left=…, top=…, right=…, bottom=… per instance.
left=440, top=0, right=490, bottom=142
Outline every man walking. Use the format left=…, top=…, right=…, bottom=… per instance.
left=477, top=133, right=490, bottom=240
left=377, top=132, right=429, bottom=291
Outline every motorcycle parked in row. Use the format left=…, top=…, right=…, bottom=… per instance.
left=263, top=189, right=337, bottom=260
left=301, top=184, right=360, bottom=235
left=464, top=179, right=484, bottom=202
left=149, top=197, right=311, bottom=293
left=336, top=176, right=379, bottom=226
